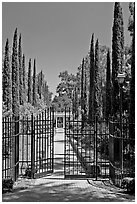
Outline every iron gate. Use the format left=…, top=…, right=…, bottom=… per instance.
left=2, top=108, right=55, bottom=181
left=64, top=109, right=109, bottom=180
left=19, top=108, right=54, bottom=178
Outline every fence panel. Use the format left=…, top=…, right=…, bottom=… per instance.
left=109, top=119, right=135, bottom=187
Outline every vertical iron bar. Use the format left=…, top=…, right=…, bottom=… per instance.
left=45, top=109, right=47, bottom=172
left=49, top=108, right=52, bottom=171
left=12, top=115, right=15, bottom=181
left=52, top=108, right=54, bottom=172
left=64, top=107, right=66, bottom=177
left=39, top=113, right=41, bottom=172
left=42, top=111, right=44, bottom=173
left=26, top=116, right=28, bottom=167
left=36, top=115, right=38, bottom=173
left=95, top=115, right=98, bottom=180
left=31, top=114, right=35, bottom=179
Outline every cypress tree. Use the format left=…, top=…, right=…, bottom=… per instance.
left=2, top=39, right=12, bottom=112
left=72, top=86, right=78, bottom=119
left=81, top=58, right=84, bottom=111
left=18, top=34, right=23, bottom=105
left=81, top=58, right=84, bottom=128
left=28, top=58, right=32, bottom=104
left=32, top=59, right=36, bottom=106
left=129, top=4, right=135, bottom=129
left=22, top=54, right=26, bottom=103
left=12, top=28, right=19, bottom=116
left=105, top=49, right=112, bottom=121
left=112, top=2, right=124, bottom=117
left=38, top=70, right=43, bottom=99
left=88, top=33, right=95, bottom=123
left=84, top=67, right=87, bottom=121
left=94, top=39, right=100, bottom=117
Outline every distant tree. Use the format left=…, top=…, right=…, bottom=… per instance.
left=129, top=4, right=135, bottom=126
left=32, top=59, right=36, bottom=106
left=28, top=58, right=32, bottom=104
left=56, top=71, right=77, bottom=99
left=72, top=86, right=78, bottom=118
left=105, top=49, right=111, bottom=121
left=12, top=28, right=19, bottom=116
left=18, top=34, right=23, bottom=105
left=22, top=54, right=26, bottom=103
left=112, top=2, right=124, bottom=117
left=2, top=39, right=12, bottom=113
left=94, top=39, right=101, bottom=117
left=43, top=81, right=52, bottom=107
left=38, top=70, right=44, bottom=99
left=88, top=33, right=95, bottom=123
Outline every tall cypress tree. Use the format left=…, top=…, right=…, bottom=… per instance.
left=81, top=58, right=84, bottom=128
left=18, top=34, right=23, bottom=105
left=81, top=58, right=84, bottom=111
left=22, top=54, right=26, bottom=103
left=12, top=28, right=19, bottom=116
left=28, top=58, right=32, bottom=104
left=94, top=39, right=100, bottom=117
left=38, top=70, right=43, bottom=99
left=88, top=33, right=95, bottom=123
left=2, top=39, right=12, bottom=112
left=105, top=49, right=111, bottom=121
left=112, top=2, right=124, bottom=117
left=129, top=4, right=135, bottom=127
left=32, top=59, right=36, bottom=106
left=84, top=67, right=87, bottom=120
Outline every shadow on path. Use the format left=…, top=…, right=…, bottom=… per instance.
left=2, top=178, right=135, bottom=202
left=2, top=131, right=135, bottom=202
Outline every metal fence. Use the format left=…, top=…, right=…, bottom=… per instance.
left=2, top=108, right=54, bottom=182
left=109, top=118, right=135, bottom=187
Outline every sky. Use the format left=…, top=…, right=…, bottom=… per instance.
left=2, top=2, right=131, bottom=96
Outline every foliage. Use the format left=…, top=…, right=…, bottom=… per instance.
left=53, top=71, right=78, bottom=111
left=2, top=39, right=12, bottom=112
left=81, top=58, right=84, bottom=127
left=28, top=59, right=32, bottom=104
left=32, top=59, right=36, bottom=106
left=94, top=39, right=102, bottom=118
left=2, top=28, right=52, bottom=117
left=52, top=94, right=71, bottom=112
left=128, top=2, right=135, bottom=36
left=129, top=5, right=135, bottom=127
left=12, top=28, right=19, bottom=116
left=18, top=34, right=23, bottom=105
left=88, top=33, right=95, bottom=123
left=105, top=49, right=112, bottom=120
left=22, top=54, right=26, bottom=103
left=112, top=2, right=124, bottom=117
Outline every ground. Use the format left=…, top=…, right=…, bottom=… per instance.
left=2, top=176, right=135, bottom=202
left=2, top=129, right=135, bottom=202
